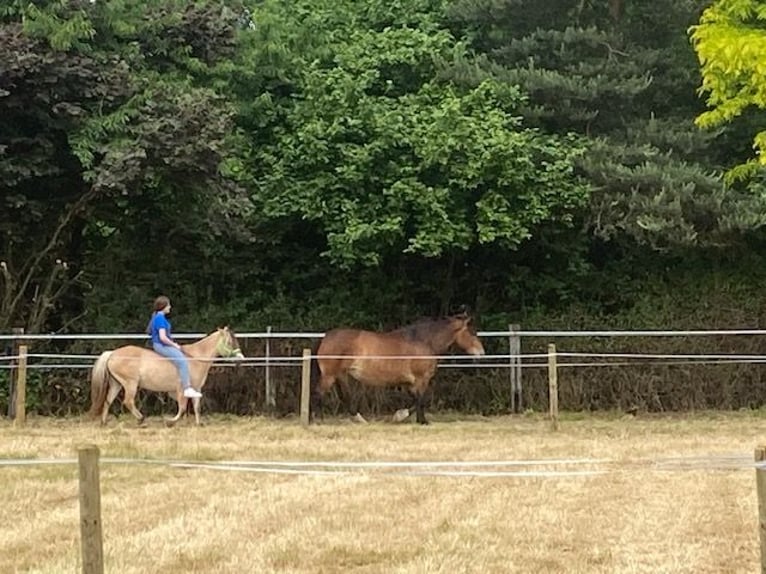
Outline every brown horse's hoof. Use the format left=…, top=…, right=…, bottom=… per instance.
left=392, top=409, right=410, bottom=423
left=164, top=419, right=177, bottom=428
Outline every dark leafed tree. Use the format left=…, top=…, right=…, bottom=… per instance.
left=0, top=0, right=252, bottom=332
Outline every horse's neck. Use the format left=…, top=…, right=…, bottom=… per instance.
left=183, top=332, right=219, bottom=359
left=406, top=320, right=455, bottom=354
left=429, top=328, right=457, bottom=354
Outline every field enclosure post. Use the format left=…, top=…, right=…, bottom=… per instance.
left=300, top=348, right=311, bottom=426
left=756, top=446, right=766, bottom=573
left=265, top=326, right=275, bottom=412
left=547, top=343, right=559, bottom=431
left=7, top=326, right=24, bottom=418
left=13, top=344, right=27, bottom=426
left=509, top=324, right=522, bottom=413
left=78, top=445, right=104, bottom=574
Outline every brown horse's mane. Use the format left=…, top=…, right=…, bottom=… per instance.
left=392, top=315, right=468, bottom=352
left=393, top=317, right=452, bottom=338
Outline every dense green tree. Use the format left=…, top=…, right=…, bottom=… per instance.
left=236, top=0, right=589, bottom=270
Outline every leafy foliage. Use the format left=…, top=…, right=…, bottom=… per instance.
left=243, top=0, right=589, bottom=266
left=446, top=0, right=766, bottom=251
left=0, top=0, right=251, bottom=332
left=691, top=0, right=766, bottom=178
left=5, top=0, right=766, bottom=415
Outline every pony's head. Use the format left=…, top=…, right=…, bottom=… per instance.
left=449, top=311, right=485, bottom=357
left=216, top=326, right=244, bottom=359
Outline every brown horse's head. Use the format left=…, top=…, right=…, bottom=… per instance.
left=449, top=313, right=485, bottom=356
left=394, top=310, right=485, bottom=356
left=216, top=326, right=245, bottom=359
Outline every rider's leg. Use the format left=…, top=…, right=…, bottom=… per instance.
left=152, top=343, right=195, bottom=393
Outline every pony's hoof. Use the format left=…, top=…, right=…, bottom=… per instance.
left=164, top=419, right=177, bottom=428
left=352, top=412, right=368, bottom=424
left=392, top=409, right=410, bottom=423
left=137, top=418, right=147, bottom=427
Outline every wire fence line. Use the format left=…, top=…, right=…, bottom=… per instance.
left=4, top=351, right=766, bottom=361
left=4, top=352, right=766, bottom=371
left=0, top=453, right=758, bottom=477
left=2, top=328, right=766, bottom=341
left=3, top=329, right=766, bottom=371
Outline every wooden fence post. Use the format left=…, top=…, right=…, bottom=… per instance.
left=7, top=326, right=24, bottom=418
left=300, top=348, right=311, bottom=426
left=13, top=344, right=27, bottom=426
left=264, top=326, right=275, bottom=412
left=78, top=445, right=104, bottom=574
left=509, top=324, right=522, bottom=414
left=548, top=343, right=559, bottom=431
left=756, top=446, right=766, bottom=573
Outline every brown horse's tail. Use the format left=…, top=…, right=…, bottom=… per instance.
left=89, top=351, right=112, bottom=418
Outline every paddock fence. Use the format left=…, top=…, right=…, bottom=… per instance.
left=5, top=445, right=766, bottom=573
left=3, top=327, right=766, bottom=422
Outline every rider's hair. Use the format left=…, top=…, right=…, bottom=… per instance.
left=146, top=295, right=171, bottom=334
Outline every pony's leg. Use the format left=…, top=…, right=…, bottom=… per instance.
left=168, top=394, right=188, bottom=425
left=121, top=382, right=146, bottom=425
left=101, top=380, right=122, bottom=425
left=192, top=397, right=202, bottom=425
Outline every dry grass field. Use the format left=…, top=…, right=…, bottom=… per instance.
left=1, top=410, right=765, bottom=573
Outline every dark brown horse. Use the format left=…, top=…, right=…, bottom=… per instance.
left=310, top=312, right=485, bottom=424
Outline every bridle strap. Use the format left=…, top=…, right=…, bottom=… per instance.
left=216, top=334, right=241, bottom=357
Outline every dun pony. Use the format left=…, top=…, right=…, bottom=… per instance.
left=89, top=326, right=243, bottom=426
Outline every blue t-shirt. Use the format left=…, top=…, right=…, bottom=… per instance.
left=150, top=313, right=172, bottom=346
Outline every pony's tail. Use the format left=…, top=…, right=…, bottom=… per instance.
left=89, top=351, right=112, bottom=418
left=309, top=338, right=323, bottom=419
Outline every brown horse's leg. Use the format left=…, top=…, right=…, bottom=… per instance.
left=121, top=382, right=146, bottom=425
left=335, top=377, right=359, bottom=418
left=101, top=380, right=122, bottom=425
left=414, top=392, right=429, bottom=425
left=410, top=381, right=431, bottom=425
left=311, top=369, right=338, bottom=422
